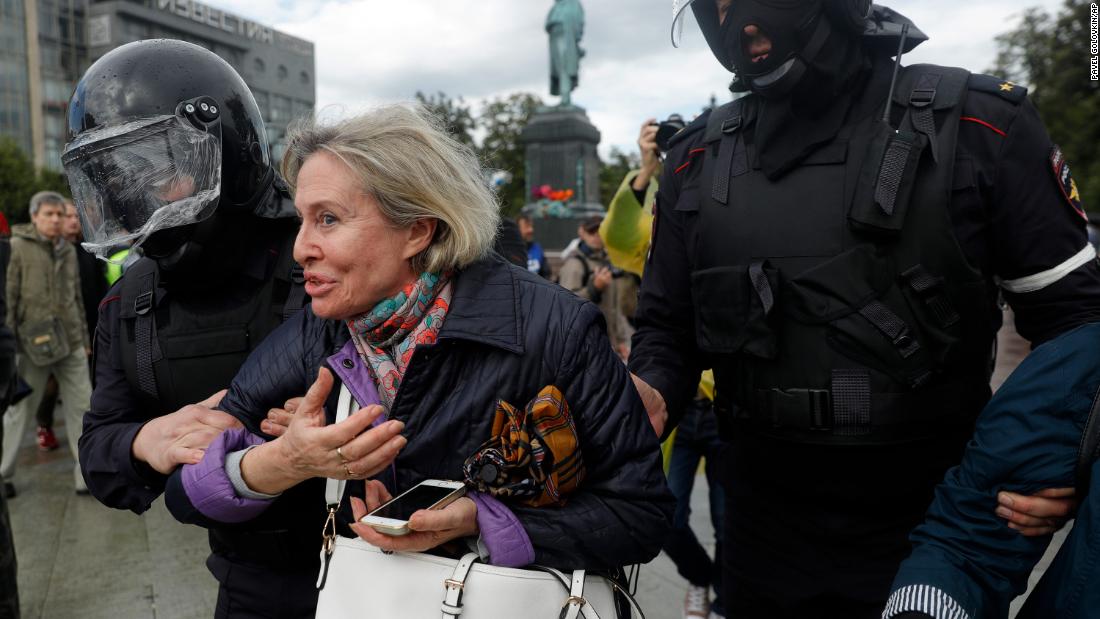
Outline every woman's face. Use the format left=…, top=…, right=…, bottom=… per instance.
left=293, top=152, right=435, bottom=320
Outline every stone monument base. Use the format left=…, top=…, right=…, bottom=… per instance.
left=520, top=104, right=602, bottom=215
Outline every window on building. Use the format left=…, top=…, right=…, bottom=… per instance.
left=299, top=70, right=309, bottom=85
left=253, top=57, right=265, bottom=74
left=271, top=95, right=291, bottom=123
left=277, top=65, right=287, bottom=80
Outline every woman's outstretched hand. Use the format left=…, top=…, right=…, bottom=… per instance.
left=240, top=368, right=407, bottom=495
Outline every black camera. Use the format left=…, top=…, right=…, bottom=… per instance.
left=610, top=266, right=627, bottom=279
left=653, top=114, right=687, bottom=153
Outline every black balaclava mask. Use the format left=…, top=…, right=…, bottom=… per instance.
left=706, top=1, right=872, bottom=179
left=722, top=0, right=826, bottom=98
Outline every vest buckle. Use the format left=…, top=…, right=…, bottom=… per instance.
left=758, top=388, right=833, bottom=432
left=909, top=88, right=936, bottom=108
left=134, top=291, right=154, bottom=316
left=721, top=116, right=742, bottom=134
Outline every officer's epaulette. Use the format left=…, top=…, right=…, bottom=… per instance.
left=667, top=109, right=711, bottom=150
left=967, top=74, right=1028, bottom=104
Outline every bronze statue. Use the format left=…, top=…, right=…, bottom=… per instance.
left=546, top=0, right=585, bottom=107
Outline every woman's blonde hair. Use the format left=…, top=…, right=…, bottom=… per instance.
left=282, top=104, right=500, bottom=274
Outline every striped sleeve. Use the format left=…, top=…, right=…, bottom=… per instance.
left=882, top=585, right=970, bottom=619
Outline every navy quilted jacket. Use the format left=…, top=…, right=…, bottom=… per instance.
left=175, top=253, right=673, bottom=571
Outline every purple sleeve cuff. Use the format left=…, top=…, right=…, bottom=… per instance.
left=181, top=427, right=272, bottom=524
left=469, top=492, right=535, bottom=567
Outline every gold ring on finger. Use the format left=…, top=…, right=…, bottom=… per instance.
left=343, top=463, right=355, bottom=479
left=336, top=446, right=348, bottom=464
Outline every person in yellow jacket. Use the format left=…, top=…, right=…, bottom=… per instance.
left=602, top=119, right=726, bottom=619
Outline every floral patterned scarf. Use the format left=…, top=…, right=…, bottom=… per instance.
left=346, top=271, right=453, bottom=410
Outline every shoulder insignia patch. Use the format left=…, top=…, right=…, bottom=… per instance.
left=1051, top=145, right=1087, bottom=221
left=968, top=74, right=1028, bottom=104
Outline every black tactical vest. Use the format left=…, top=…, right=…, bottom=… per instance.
left=694, top=64, right=998, bottom=445
left=117, top=219, right=306, bottom=414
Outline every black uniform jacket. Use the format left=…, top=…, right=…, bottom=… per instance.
left=165, top=254, right=674, bottom=571
left=631, top=63, right=1100, bottom=431
left=79, top=216, right=297, bottom=514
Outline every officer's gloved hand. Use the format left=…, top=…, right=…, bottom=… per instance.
left=996, top=487, right=1078, bottom=536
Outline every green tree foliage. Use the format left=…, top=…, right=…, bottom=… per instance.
left=991, top=0, right=1100, bottom=213
left=599, top=146, right=639, bottom=206
left=415, top=91, right=477, bottom=148
left=479, top=93, right=543, bottom=217
left=0, top=138, right=70, bottom=224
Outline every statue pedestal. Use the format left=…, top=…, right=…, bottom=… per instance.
left=519, top=105, right=603, bottom=251
left=520, top=105, right=602, bottom=212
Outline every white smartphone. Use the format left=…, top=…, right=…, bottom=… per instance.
left=360, top=479, right=467, bottom=536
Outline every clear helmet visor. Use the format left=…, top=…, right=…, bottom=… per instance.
left=672, top=0, right=702, bottom=47
left=62, top=113, right=221, bottom=261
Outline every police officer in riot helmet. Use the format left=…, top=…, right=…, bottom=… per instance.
left=631, top=1, right=1100, bottom=616
left=66, top=39, right=316, bottom=616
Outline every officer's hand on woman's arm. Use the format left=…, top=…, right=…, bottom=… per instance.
left=131, top=389, right=239, bottom=474
left=996, top=487, right=1078, bottom=536
left=631, top=373, right=667, bottom=437
left=239, top=368, right=406, bottom=495
left=348, top=480, right=479, bottom=553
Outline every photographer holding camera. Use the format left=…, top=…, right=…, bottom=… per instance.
left=558, top=215, right=632, bottom=359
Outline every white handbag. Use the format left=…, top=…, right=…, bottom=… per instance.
left=314, top=386, right=645, bottom=619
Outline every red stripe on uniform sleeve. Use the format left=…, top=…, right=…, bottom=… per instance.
left=98, top=295, right=121, bottom=310
left=674, top=148, right=707, bottom=175
left=960, top=116, right=1007, bottom=137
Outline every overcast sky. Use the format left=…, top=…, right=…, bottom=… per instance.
left=212, top=0, right=1064, bottom=158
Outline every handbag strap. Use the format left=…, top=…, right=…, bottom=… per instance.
left=440, top=552, right=480, bottom=617
left=560, top=569, right=592, bottom=619
left=317, top=384, right=359, bottom=590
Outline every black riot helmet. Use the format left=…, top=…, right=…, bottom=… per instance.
left=671, top=1, right=925, bottom=98
left=63, top=39, right=274, bottom=262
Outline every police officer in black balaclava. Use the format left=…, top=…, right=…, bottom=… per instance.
left=631, top=1, right=1100, bottom=616
left=66, top=40, right=317, bottom=617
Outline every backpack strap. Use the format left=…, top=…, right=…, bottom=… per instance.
left=703, top=99, right=747, bottom=206
left=891, top=64, right=971, bottom=167
left=118, top=258, right=162, bottom=399
left=1078, top=386, right=1100, bottom=495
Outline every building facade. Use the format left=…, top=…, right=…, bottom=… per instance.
left=1, top=0, right=315, bottom=170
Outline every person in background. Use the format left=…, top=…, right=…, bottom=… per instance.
left=558, top=215, right=631, bottom=359
left=603, top=118, right=725, bottom=619
left=34, top=201, right=106, bottom=453
left=2, top=191, right=91, bottom=497
left=515, top=214, right=552, bottom=279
